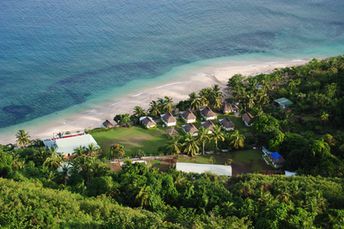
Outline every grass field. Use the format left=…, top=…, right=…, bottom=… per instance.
left=178, top=149, right=270, bottom=175
left=90, top=127, right=169, bottom=157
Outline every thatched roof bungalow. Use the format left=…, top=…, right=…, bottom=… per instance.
left=242, top=112, right=254, bottom=127
left=182, top=123, right=198, bottom=136
left=200, top=107, right=217, bottom=120
left=181, top=110, right=197, bottom=123
left=139, top=116, right=156, bottom=129
left=201, top=120, right=215, bottom=134
left=103, top=120, right=114, bottom=128
left=219, top=118, right=235, bottom=131
left=160, top=112, right=177, bottom=127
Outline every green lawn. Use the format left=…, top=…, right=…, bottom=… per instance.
left=90, top=127, right=169, bottom=157
left=178, top=149, right=270, bottom=175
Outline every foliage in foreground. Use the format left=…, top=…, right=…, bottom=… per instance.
left=1, top=165, right=344, bottom=228
left=0, top=178, right=167, bottom=228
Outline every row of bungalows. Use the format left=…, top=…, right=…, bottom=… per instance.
left=139, top=104, right=243, bottom=131
left=182, top=118, right=235, bottom=136
left=140, top=106, right=218, bottom=129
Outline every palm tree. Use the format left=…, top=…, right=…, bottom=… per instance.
left=164, top=96, right=173, bottom=113
left=16, top=129, right=31, bottom=148
left=86, top=144, right=100, bottom=156
left=59, top=163, right=70, bottom=185
left=189, top=92, right=204, bottom=111
left=199, top=88, right=211, bottom=107
left=182, top=133, right=199, bottom=157
left=74, top=146, right=86, bottom=157
left=157, top=96, right=173, bottom=113
left=228, top=130, right=245, bottom=150
left=211, top=85, right=223, bottom=109
left=108, top=144, right=125, bottom=159
left=197, top=128, right=210, bottom=155
left=149, top=100, right=160, bottom=117
left=136, top=185, right=151, bottom=208
left=119, top=114, right=131, bottom=127
left=211, top=125, right=225, bottom=152
left=133, top=106, right=146, bottom=118
left=166, top=137, right=182, bottom=155
left=12, top=156, right=25, bottom=171
left=43, top=151, right=63, bottom=170
left=157, top=98, right=166, bottom=111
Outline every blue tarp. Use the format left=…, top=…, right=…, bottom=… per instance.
left=271, top=152, right=282, bottom=160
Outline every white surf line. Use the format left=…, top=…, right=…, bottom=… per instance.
left=154, top=81, right=184, bottom=89
left=131, top=93, right=143, bottom=97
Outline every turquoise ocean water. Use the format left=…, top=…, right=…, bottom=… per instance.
left=1, top=0, right=344, bottom=130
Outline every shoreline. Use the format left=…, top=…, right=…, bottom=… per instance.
left=0, top=56, right=309, bottom=144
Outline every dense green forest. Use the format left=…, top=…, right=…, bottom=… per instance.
left=0, top=169, right=343, bottom=228
left=227, top=55, right=344, bottom=177
left=1, top=56, right=344, bottom=228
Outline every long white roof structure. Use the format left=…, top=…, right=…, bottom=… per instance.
left=176, top=162, right=232, bottom=176
left=43, top=134, right=98, bottom=155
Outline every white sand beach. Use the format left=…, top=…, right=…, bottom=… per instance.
left=0, top=57, right=308, bottom=144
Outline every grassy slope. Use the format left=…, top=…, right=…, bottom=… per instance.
left=91, top=127, right=169, bottom=157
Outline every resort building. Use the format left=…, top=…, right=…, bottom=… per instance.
left=139, top=116, right=157, bottom=129
left=160, top=112, right=177, bottom=127
left=103, top=120, right=114, bottom=128
left=262, top=147, right=285, bottom=168
left=200, top=107, right=217, bottom=120
left=222, top=102, right=238, bottom=114
left=242, top=112, right=254, bottom=127
left=219, top=118, right=235, bottom=131
left=182, top=123, right=198, bottom=136
left=43, top=132, right=99, bottom=157
left=181, top=110, right=197, bottom=123
left=176, top=162, right=232, bottom=176
left=274, top=97, right=293, bottom=109
left=201, top=120, right=215, bottom=134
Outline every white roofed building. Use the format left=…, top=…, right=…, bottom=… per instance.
left=176, top=162, right=232, bottom=176
left=43, top=133, right=99, bottom=157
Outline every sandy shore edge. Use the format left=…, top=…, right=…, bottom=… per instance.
left=0, top=58, right=309, bottom=144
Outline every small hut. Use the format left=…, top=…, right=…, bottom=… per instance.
left=181, top=110, right=197, bottom=123
left=201, top=120, right=215, bottom=134
left=139, top=116, right=157, bottom=129
left=274, top=97, right=293, bottom=109
left=161, top=112, right=177, bottom=127
left=182, top=123, right=199, bottom=136
left=242, top=112, right=254, bottom=127
left=200, top=107, right=217, bottom=120
left=219, top=118, right=235, bottom=131
left=103, top=120, right=114, bottom=128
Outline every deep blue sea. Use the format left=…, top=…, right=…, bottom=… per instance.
left=1, top=0, right=344, bottom=129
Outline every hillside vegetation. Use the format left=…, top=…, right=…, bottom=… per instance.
left=0, top=173, right=343, bottom=228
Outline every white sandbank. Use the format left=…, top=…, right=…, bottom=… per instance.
left=0, top=57, right=309, bottom=144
